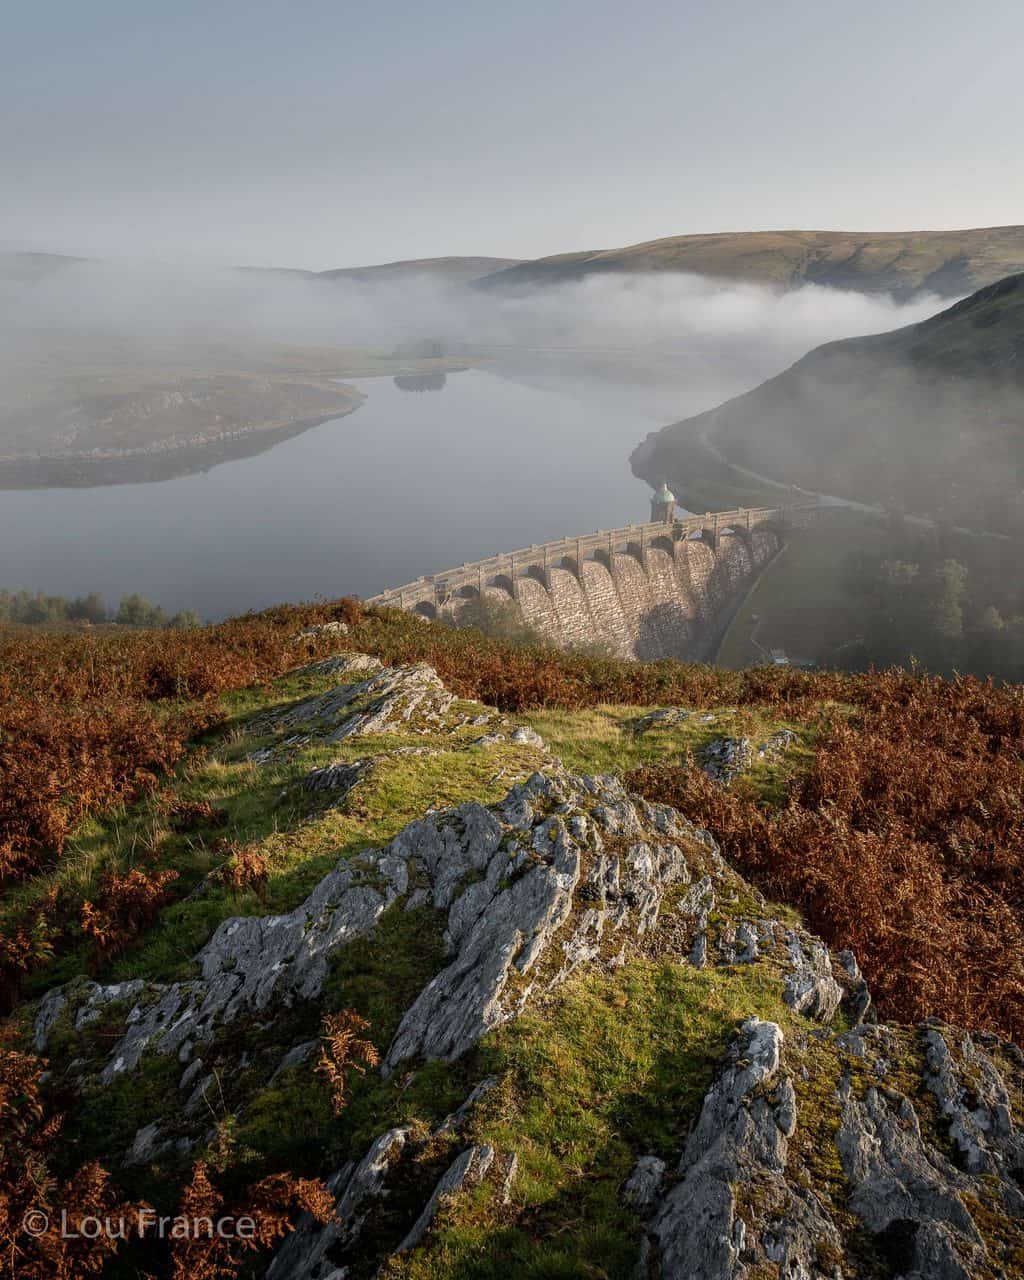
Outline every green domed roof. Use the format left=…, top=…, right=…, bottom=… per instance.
left=654, top=482, right=675, bottom=504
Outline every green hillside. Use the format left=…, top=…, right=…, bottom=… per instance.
left=475, top=225, right=1024, bottom=298
left=635, top=272, right=1024, bottom=532
left=3, top=603, right=1024, bottom=1278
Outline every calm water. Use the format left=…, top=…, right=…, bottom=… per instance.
left=0, top=368, right=685, bottom=619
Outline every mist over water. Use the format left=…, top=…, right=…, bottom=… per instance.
left=0, top=260, right=949, bottom=616
left=1, top=258, right=946, bottom=361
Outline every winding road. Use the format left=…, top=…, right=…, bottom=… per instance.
left=697, top=426, right=1011, bottom=543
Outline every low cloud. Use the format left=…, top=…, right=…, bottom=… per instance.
left=1, top=254, right=948, bottom=405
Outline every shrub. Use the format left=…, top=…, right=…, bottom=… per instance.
left=170, top=1161, right=334, bottom=1280
left=316, top=1010, right=380, bottom=1115
left=209, top=845, right=270, bottom=901
left=0, top=1032, right=143, bottom=1277
left=80, top=866, right=180, bottom=958
left=165, top=797, right=229, bottom=833
left=0, top=701, right=196, bottom=881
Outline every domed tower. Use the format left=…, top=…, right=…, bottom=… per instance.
left=650, top=481, right=676, bottom=524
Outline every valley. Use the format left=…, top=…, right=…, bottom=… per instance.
left=7, top=4, right=1024, bottom=1275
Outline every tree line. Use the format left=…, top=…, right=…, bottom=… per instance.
left=0, top=589, right=201, bottom=630
left=838, top=517, right=1024, bottom=680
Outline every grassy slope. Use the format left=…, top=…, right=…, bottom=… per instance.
left=4, top=658, right=815, bottom=1003
left=12, top=646, right=868, bottom=1279
left=715, top=509, right=887, bottom=668
left=637, top=273, right=1024, bottom=531
left=6, top=608, right=1024, bottom=1278
left=474, top=226, right=1024, bottom=297
left=520, top=702, right=819, bottom=804
left=7, top=635, right=824, bottom=1279
left=7, top=664, right=546, bottom=999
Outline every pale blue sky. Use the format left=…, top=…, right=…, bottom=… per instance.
left=2, top=0, right=1021, bottom=270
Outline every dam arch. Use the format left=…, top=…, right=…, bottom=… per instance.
left=367, top=505, right=807, bottom=661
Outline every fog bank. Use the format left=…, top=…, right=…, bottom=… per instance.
left=1, top=255, right=947, bottom=394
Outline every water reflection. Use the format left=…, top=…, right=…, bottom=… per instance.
left=394, top=372, right=447, bottom=392
left=0, top=370, right=660, bottom=618
left=0, top=361, right=765, bottom=620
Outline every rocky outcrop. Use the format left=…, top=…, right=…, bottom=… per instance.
left=640, top=1016, right=1024, bottom=1280
left=837, top=1077, right=986, bottom=1279
left=923, top=1025, right=1024, bottom=1185
left=381, top=771, right=698, bottom=1073
left=648, top=1018, right=843, bottom=1280
left=30, top=656, right=1024, bottom=1280
left=246, top=659, right=456, bottom=760
left=267, top=1126, right=411, bottom=1280
left=782, top=932, right=844, bottom=1022
left=35, top=768, right=713, bottom=1091
left=35, top=843, right=412, bottom=1084
left=395, top=1144, right=495, bottom=1252
left=700, top=730, right=798, bottom=785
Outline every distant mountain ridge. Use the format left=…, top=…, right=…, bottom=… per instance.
left=0, top=252, right=522, bottom=287
left=317, top=255, right=522, bottom=284
left=10, top=229, right=1024, bottom=299
left=633, top=272, right=1024, bottom=530
left=474, top=226, right=1024, bottom=299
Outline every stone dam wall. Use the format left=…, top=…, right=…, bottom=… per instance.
left=367, top=507, right=800, bottom=661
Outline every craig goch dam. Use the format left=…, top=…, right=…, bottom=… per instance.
left=370, top=496, right=799, bottom=660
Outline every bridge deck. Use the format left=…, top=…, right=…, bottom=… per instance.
left=366, top=505, right=807, bottom=609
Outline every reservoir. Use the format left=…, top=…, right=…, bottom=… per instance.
left=0, top=366, right=732, bottom=620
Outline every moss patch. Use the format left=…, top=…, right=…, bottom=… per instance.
left=520, top=702, right=820, bottom=806
left=381, top=957, right=792, bottom=1279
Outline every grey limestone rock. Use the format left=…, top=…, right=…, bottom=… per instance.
left=123, top=1120, right=193, bottom=1167
left=835, top=949, right=873, bottom=1023
left=35, top=769, right=706, bottom=1101
left=782, top=932, right=843, bottom=1022
left=269, top=1039, right=319, bottom=1084
left=301, top=758, right=371, bottom=796
left=510, top=725, right=545, bottom=747
left=622, top=1155, right=667, bottom=1216
left=700, top=731, right=797, bottom=786
left=648, top=1018, right=843, bottom=1279
left=437, top=1075, right=500, bottom=1134
left=630, top=707, right=693, bottom=734
left=395, top=1144, right=495, bottom=1253
left=35, top=848, right=410, bottom=1083
left=249, top=661, right=455, bottom=750
left=267, top=1127, right=410, bottom=1280
left=837, top=1076, right=987, bottom=1278
left=292, top=621, right=353, bottom=645
left=33, top=979, right=147, bottom=1053
left=700, top=736, right=754, bottom=784
left=382, top=774, right=694, bottom=1074
left=922, top=1025, right=1024, bottom=1188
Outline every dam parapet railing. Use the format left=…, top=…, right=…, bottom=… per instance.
left=366, top=504, right=817, bottom=615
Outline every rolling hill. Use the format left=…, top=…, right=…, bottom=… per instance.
left=317, top=254, right=522, bottom=285
left=633, top=272, right=1024, bottom=531
left=475, top=226, right=1024, bottom=299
